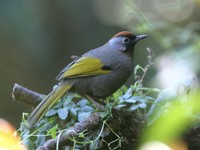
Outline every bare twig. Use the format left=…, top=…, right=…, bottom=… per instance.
left=140, top=47, right=154, bottom=83
left=12, top=83, right=45, bottom=107
left=135, top=47, right=154, bottom=87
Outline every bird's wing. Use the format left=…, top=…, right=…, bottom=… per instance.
left=56, top=56, right=112, bottom=80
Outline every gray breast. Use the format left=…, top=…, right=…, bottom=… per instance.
left=72, top=44, right=134, bottom=98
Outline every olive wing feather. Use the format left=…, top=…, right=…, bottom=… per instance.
left=56, top=57, right=111, bottom=80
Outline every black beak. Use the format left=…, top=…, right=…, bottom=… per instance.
left=134, top=34, right=148, bottom=43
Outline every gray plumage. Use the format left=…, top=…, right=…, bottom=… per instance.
left=27, top=31, right=147, bottom=127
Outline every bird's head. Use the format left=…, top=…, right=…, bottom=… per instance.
left=108, top=31, right=147, bottom=52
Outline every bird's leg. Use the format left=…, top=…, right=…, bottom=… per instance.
left=83, top=94, right=105, bottom=110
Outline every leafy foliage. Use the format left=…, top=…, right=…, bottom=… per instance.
left=19, top=83, right=157, bottom=149
left=18, top=56, right=160, bottom=149
left=18, top=48, right=197, bottom=149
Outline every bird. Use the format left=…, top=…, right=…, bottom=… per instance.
left=27, top=31, right=147, bottom=127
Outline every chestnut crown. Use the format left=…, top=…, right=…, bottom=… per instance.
left=109, top=31, right=147, bottom=51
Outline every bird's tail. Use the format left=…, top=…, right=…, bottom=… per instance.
left=27, top=82, right=73, bottom=127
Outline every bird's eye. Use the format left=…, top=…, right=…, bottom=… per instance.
left=122, top=37, right=130, bottom=44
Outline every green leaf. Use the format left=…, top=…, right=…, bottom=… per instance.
left=129, top=105, right=140, bottom=111
left=52, top=101, right=63, bottom=109
left=100, top=103, right=113, bottom=119
left=138, top=103, right=147, bottom=109
left=63, top=92, right=75, bottom=106
left=123, top=87, right=133, bottom=99
left=78, top=111, right=91, bottom=122
left=66, top=101, right=76, bottom=109
left=69, top=108, right=79, bottom=118
left=100, top=111, right=109, bottom=119
left=125, top=97, right=137, bottom=103
left=45, top=109, right=57, bottom=117
left=80, top=105, right=94, bottom=112
left=77, top=99, right=88, bottom=107
left=36, top=120, right=52, bottom=132
left=58, top=108, right=69, bottom=120
left=115, top=104, right=127, bottom=109
left=47, top=125, right=58, bottom=139
left=133, top=96, right=145, bottom=102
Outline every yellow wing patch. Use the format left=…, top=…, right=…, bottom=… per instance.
left=59, top=57, right=111, bottom=79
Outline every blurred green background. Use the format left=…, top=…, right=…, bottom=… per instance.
left=0, top=0, right=199, bottom=127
